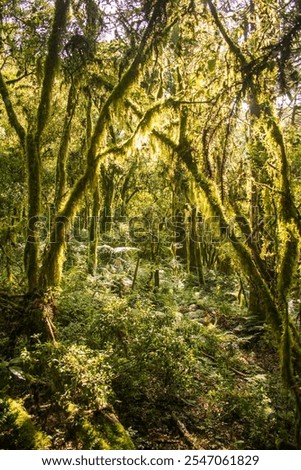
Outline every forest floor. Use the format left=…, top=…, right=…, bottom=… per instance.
left=0, top=266, right=296, bottom=450
left=57, top=265, right=293, bottom=450
left=113, top=287, right=282, bottom=450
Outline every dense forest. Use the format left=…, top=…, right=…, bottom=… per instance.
left=0, top=0, right=301, bottom=450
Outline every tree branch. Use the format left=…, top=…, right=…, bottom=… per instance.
left=86, top=0, right=170, bottom=166
left=6, top=71, right=34, bottom=85
left=0, top=72, right=26, bottom=148
left=36, top=0, right=70, bottom=139
left=206, top=0, right=246, bottom=65
left=95, top=100, right=169, bottom=165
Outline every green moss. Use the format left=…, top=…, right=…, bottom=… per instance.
left=280, top=324, right=294, bottom=389
left=101, top=412, right=135, bottom=450
left=80, top=419, right=110, bottom=450
left=0, top=398, right=51, bottom=449
left=68, top=406, right=135, bottom=450
left=278, top=234, right=298, bottom=300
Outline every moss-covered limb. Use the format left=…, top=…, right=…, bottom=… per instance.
left=0, top=398, right=51, bottom=449
left=152, top=129, right=178, bottom=152
left=36, top=0, right=70, bottom=139
left=58, top=97, right=165, bottom=218
left=277, top=232, right=299, bottom=304
left=206, top=0, right=246, bottom=65
left=67, top=405, right=135, bottom=450
left=48, top=102, right=166, bottom=235
left=96, top=100, right=168, bottom=162
left=232, top=214, right=272, bottom=285
left=0, top=72, right=26, bottom=148
left=55, top=81, right=79, bottom=208
left=265, top=112, right=301, bottom=234
left=86, top=0, right=169, bottom=166
left=85, top=89, right=93, bottom=146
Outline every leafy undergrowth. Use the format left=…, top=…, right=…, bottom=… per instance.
left=0, top=264, right=296, bottom=449
left=54, top=266, right=295, bottom=450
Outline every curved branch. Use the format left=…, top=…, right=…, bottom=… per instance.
left=95, top=99, right=168, bottom=164
left=6, top=71, right=34, bottom=85
left=86, top=0, right=170, bottom=166
left=0, top=72, right=26, bottom=148
left=206, top=0, right=246, bottom=65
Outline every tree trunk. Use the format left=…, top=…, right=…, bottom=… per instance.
left=55, top=81, right=78, bottom=209
left=189, top=206, right=205, bottom=285
left=100, top=164, right=115, bottom=234
left=24, top=132, right=41, bottom=292
left=174, top=209, right=188, bottom=267
left=88, top=172, right=101, bottom=275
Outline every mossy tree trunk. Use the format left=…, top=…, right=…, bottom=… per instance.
left=100, top=164, right=115, bottom=234
left=38, top=0, right=170, bottom=290
left=88, top=170, right=101, bottom=275
left=171, top=107, right=194, bottom=269
left=0, top=0, right=71, bottom=294
left=246, top=99, right=273, bottom=318
left=174, top=208, right=188, bottom=266
left=23, top=131, right=41, bottom=291
left=189, top=205, right=205, bottom=285
left=55, top=80, right=79, bottom=210
left=119, top=160, right=139, bottom=218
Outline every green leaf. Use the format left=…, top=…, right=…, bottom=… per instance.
left=208, top=58, right=216, bottom=72
left=9, top=367, right=26, bottom=381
